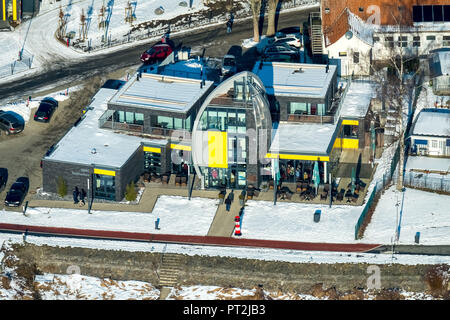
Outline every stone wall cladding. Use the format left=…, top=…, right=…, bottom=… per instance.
left=42, top=160, right=92, bottom=195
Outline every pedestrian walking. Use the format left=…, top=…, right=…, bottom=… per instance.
left=79, top=188, right=86, bottom=206
left=225, top=196, right=231, bottom=212
left=73, top=187, right=79, bottom=204
left=226, top=19, right=232, bottom=33
left=229, top=189, right=234, bottom=202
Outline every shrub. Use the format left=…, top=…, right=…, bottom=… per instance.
left=125, top=181, right=137, bottom=202
left=56, top=176, right=67, bottom=198
left=424, top=264, right=450, bottom=298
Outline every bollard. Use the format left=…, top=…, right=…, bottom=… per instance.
left=415, top=232, right=420, bottom=244
left=155, top=218, right=160, bottom=230
left=313, top=209, right=321, bottom=223
left=234, top=215, right=241, bottom=236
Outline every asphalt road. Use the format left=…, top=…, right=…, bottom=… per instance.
left=0, top=7, right=316, bottom=103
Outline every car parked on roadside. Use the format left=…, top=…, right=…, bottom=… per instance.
left=4, top=177, right=29, bottom=207
left=221, top=54, right=237, bottom=76
left=263, top=53, right=299, bottom=63
left=0, top=111, right=24, bottom=135
left=140, top=43, right=173, bottom=64
left=273, top=34, right=302, bottom=48
left=0, top=168, right=7, bottom=193
left=34, top=97, right=58, bottom=123
left=263, top=43, right=299, bottom=58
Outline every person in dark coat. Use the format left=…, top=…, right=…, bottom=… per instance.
left=228, top=189, right=234, bottom=202
left=226, top=19, right=232, bottom=33
left=73, top=187, right=79, bottom=204
left=225, top=196, right=231, bottom=211
left=79, top=188, right=87, bottom=206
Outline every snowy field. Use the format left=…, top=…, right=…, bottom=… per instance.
left=363, top=186, right=450, bottom=245
left=0, top=196, right=218, bottom=236
left=239, top=200, right=363, bottom=243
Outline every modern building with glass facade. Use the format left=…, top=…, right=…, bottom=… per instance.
left=252, top=61, right=338, bottom=123
left=192, top=72, right=272, bottom=189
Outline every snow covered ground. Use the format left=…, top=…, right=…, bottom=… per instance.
left=0, top=0, right=207, bottom=82
left=239, top=200, right=362, bottom=243
left=0, top=196, right=218, bottom=236
left=363, top=186, right=450, bottom=245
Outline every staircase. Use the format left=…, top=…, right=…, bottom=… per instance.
left=158, top=253, right=182, bottom=288
left=309, top=12, right=323, bottom=56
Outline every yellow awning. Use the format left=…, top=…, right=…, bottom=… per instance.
left=170, top=144, right=191, bottom=151
left=143, top=146, right=161, bottom=153
left=266, top=153, right=329, bottom=162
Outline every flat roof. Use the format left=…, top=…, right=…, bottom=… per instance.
left=252, top=61, right=336, bottom=98
left=339, top=80, right=375, bottom=119
left=269, top=122, right=338, bottom=156
left=46, top=88, right=167, bottom=168
left=108, top=73, right=214, bottom=113
left=406, top=156, right=450, bottom=174
left=412, top=108, right=450, bottom=137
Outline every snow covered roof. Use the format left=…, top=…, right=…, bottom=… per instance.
left=46, top=88, right=167, bottom=168
left=269, top=122, right=339, bottom=155
left=406, top=156, right=450, bottom=174
left=108, top=73, right=214, bottom=113
left=159, top=59, right=204, bottom=80
left=411, top=108, right=450, bottom=137
left=339, top=80, right=375, bottom=119
left=252, top=62, right=336, bottom=98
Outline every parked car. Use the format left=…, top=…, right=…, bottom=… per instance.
left=0, top=168, right=7, bottom=192
left=263, top=43, right=299, bottom=58
left=0, top=111, right=24, bottom=135
left=4, top=177, right=29, bottom=207
left=34, top=97, right=58, bottom=123
left=273, top=34, right=302, bottom=48
left=140, top=43, right=173, bottom=64
left=221, top=54, right=237, bottom=76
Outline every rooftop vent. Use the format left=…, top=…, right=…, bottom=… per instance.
left=91, top=148, right=97, bottom=154
left=292, top=68, right=304, bottom=73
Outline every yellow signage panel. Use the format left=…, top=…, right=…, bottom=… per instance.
left=266, top=153, right=329, bottom=162
left=143, top=146, right=161, bottom=153
left=334, top=138, right=359, bottom=149
left=2, top=0, right=6, bottom=21
left=93, top=168, right=116, bottom=176
left=170, top=144, right=191, bottom=151
left=208, top=131, right=228, bottom=168
left=342, top=119, right=359, bottom=126
left=12, top=0, right=17, bottom=21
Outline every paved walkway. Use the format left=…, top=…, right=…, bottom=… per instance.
left=0, top=222, right=381, bottom=253
left=207, top=190, right=242, bottom=237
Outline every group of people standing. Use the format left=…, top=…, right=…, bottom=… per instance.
left=73, top=187, right=87, bottom=206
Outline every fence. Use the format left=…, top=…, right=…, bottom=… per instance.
left=354, top=145, right=400, bottom=239
left=72, top=0, right=320, bottom=53
left=0, top=49, right=34, bottom=79
left=404, top=171, right=450, bottom=193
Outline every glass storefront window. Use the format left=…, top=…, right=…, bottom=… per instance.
left=135, top=113, right=144, bottom=125
left=144, top=152, right=161, bottom=174
left=185, top=115, right=191, bottom=131
left=289, top=102, right=308, bottom=114
left=94, top=174, right=115, bottom=200
left=174, top=117, right=183, bottom=130
left=208, top=110, right=218, bottom=130
left=317, top=104, right=325, bottom=116
left=125, top=112, right=134, bottom=123
left=200, top=112, right=208, bottom=130
left=218, top=111, right=227, bottom=131
left=118, top=111, right=125, bottom=122
left=343, top=125, right=358, bottom=138
left=157, top=116, right=173, bottom=129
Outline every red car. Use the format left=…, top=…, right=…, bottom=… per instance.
left=140, top=43, right=173, bottom=64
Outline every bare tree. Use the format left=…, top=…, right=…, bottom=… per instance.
left=371, top=12, right=426, bottom=191
left=266, top=0, right=279, bottom=36
left=250, top=0, right=262, bottom=42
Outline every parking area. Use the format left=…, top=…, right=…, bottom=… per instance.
left=0, top=83, right=106, bottom=211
